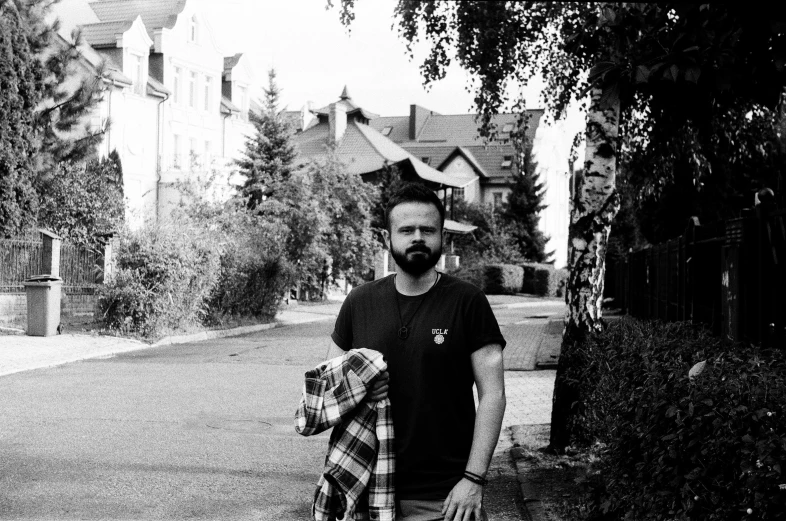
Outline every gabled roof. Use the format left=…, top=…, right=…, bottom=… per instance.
left=146, top=76, right=170, bottom=98
left=293, top=120, right=474, bottom=188
left=88, top=0, right=187, bottom=38
left=370, top=109, right=544, bottom=180
left=79, top=19, right=135, bottom=47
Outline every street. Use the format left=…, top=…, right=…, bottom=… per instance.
left=0, top=299, right=563, bottom=521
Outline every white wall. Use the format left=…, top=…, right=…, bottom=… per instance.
left=442, top=155, right=480, bottom=203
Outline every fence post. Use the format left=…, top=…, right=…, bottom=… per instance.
left=39, top=229, right=61, bottom=278
left=103, top=237, right=119, bottom=283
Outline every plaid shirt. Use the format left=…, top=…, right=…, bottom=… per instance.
left=295, top=348, right=395, bottom=521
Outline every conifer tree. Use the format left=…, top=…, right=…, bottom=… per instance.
left=502, top=118, right=551, bottom=262
left=236, top=68, right=297, bottom=209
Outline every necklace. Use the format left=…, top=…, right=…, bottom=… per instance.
left=394, top=272, right=440, bottom=340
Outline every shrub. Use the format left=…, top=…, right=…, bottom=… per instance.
left=482, top=264, right=523, bottom=294
left=521, top=263, right=568, bottom=297
left=568, top=318, right=786, bottom=520
left=97, top=221, right=220, bottom=338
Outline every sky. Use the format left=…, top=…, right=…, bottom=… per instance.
left=198, top=0, right=548, bottom=117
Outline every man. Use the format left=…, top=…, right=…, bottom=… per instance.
left=326, top=183, right=506, bottom=521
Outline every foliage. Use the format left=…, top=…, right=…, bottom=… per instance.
left=37, top=153, right=124, bottom=248
left=236, top=68, right=297, bottom=209
left=482, top=264, right=523, bottom=295
left=98, top=220, right=221, bottom=338
left=503, top=123, right=551, bottom=263
left=0, top=0, right=42, bottom=237
left=306, top=150, right=379, bottom=286
left=521, top=263, right=569, bottom=297
left=1, top=0, right=107, bottom=237
left=452, top=199, right=524, bottom=264
left=370, top=163, right=407, bottom=244
left=566, top=318, right=786, bottom=520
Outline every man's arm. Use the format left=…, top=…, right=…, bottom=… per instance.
left=443, top=343, right=506, bottom=521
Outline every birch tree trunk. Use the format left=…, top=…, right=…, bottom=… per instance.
left=549, top=85, right=621, bottom=451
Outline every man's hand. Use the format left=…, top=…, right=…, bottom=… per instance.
left=442, top=478, right=484, bottom=521
left=369, top=370, right=389, bottom=401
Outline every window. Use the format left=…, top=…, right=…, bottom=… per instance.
left=190, top=138, right=198, bottom=165
left=421, top=156, right=430, bottom=165
left=189, top=71, right=197, bottom=108
left=189, top=15, right=198, bottom=43
left=129, top=53, right=144, bottom=95
left=173, top=135, right=181, bottom=169
left=173, top=67, right=181, bottom=104
left=204, top=140, right=211, bottom=163
left=502, top=123, right=514, bottom=133
left=493, top=192, right=503, bottom=208
left=453, top=187, right=465, bottom=200
left=203, top=76, right=212, bottom=112
left=237, top=85, right=248, bottom=117
left=501, top=155, right=513, bottom=169
left=381, top=126, right=392, bottom=136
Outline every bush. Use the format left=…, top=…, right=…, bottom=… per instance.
left=482, top=264, right=523, bottom=294
left=98, top=221, right=220, bottom=338
left=521, top=263, right=568, bottom=297
left=568, top=318, right=786, bottom=520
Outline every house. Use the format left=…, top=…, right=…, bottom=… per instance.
left=294, top=89, right=571, bottom=267
left=49, top=0, right=258, bottom=225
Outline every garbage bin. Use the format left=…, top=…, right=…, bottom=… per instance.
left=23, top=275, right=63, bottom=337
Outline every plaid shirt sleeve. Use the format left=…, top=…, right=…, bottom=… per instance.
left=295, top=349, right=396, bottom=521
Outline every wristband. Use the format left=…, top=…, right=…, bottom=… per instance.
left=463, top=470, right=488, bottom=486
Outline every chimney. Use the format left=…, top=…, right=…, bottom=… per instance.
left=409, top=104, right=417, bottom=140
left=329, top=102, right=347, bottom=144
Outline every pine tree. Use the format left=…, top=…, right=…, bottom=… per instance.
left=0, top=0, right=42, bottom=237
left=502, top=116, right=551, bottom=263
left=236, top=68, right=297, bottom=209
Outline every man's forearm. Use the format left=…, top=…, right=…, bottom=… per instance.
left=465, top=390, right=506, bottom=476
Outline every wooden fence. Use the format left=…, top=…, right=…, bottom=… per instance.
left=606, top=208, right=786, bottom=347
left=0, top=238, right=104, bottom=293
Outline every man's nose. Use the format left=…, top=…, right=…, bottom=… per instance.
left=412, top=229, right=425, bottom=242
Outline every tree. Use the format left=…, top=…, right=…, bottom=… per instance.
left=331, top=1, right=786, bottom=450
left=37, top=153, right=125, bottom=248
left=0, top=0, right=43, bottom=237
left=1, top=0, right=108, bottom=237
left=236, top=68, right=297, bottom=209
left=502, top=116, right=551, bottom=263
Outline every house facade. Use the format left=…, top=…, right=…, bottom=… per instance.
left=294, top=91, right=571, bottom=267
left=51, top=0, right=257, bottom=226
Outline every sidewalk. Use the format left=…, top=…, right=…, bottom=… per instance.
left=0, top=294, right=563, bottom=521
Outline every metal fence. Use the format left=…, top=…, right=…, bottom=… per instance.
left=606, top=208, right=786, bottom=347
left=0, top=238, right=104, bottom=293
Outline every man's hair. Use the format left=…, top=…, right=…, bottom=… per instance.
left=385, top=183, right=446, bottom=231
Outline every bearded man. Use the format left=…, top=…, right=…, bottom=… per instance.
left=326, top=183, right=506, bottom=521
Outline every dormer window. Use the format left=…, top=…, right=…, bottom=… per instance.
left=129, top=52, right=144, bottom=96
left=189, top=15, right=198, bottom=43
left=501, top=155, right=513, bottom=169
left=381, top=126, right=392, bottom=136
left=421, top=156, right=430, bottom=165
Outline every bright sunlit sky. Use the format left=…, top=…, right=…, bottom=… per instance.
left=198, top=0, right=547, bottom=117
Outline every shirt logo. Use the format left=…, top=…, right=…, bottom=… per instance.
left=432, top=329, right=448, bottom=344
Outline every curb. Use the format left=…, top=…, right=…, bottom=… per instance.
left=151, top=321, right=279, bottom=347
left=490, top=301, right=565, bottom=310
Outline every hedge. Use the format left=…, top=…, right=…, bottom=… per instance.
left=482, top=264, right=524, bottom=294
left=521, top=262, right=568, bottom=297
left=568, top=318, right=786, bottom=520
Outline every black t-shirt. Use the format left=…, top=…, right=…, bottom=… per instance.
left=331, top=273, right=506, bottom=500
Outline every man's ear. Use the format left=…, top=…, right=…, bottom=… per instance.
left=382, top=229, right=391, bottom=250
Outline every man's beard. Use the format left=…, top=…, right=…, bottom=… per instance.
left=391, top=242, right=442, bottom=276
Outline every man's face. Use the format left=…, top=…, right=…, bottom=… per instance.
left=384, top=201, right=444, bottom=276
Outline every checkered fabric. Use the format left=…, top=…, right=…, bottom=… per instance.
left=295, top=348, right=395, bottom=521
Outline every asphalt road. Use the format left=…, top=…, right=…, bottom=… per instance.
left=0, top=321, right=334, bottom=520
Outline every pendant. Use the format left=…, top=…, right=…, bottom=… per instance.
left=398, top=327, right=409, bottom=340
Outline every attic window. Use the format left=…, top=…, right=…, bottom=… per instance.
left=501, top=155, right=513, bottom=169
left=381, top=126, right=392, bottom=136
left=502, top=123, right=514, bottom=133
left=421, top=156, right=430, bottom=165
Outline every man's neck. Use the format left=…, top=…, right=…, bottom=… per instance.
left=395, top=268, right=439, bottom=296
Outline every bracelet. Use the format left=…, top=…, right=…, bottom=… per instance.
left=463, top=470, right=488, bottom=486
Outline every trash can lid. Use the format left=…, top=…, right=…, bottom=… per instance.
left=24, top=275, right=62, bottom=282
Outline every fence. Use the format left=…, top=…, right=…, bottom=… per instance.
left=606, top=208, right=786, bottom=347
left=0, top=238, right=104, bottom=293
